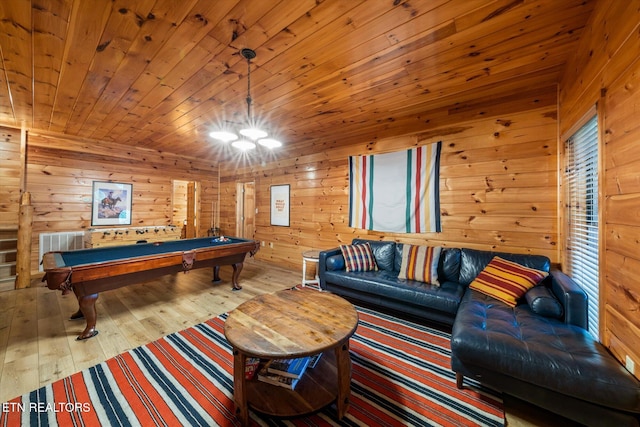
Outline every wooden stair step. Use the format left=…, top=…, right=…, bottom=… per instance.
left=0, top=277, right=15, bottom=292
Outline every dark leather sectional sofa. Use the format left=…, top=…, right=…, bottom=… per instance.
left=318, top=239, right=640, bottom=426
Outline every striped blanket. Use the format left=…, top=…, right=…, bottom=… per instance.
left=349, top=143, right=442, bottom=233
left=1, top=306, right=503, bottom=426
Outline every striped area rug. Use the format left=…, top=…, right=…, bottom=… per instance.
left=1, top=306, right=503, bottom=426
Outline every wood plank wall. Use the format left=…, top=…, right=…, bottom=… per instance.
left=0, top=127, right=21, bottom=226
left=23, top=131, right=219, bottom=272
left=559, top=0, right=640, bottom=378
left=219, top=90, right=559, bottom=272
left=172, top=180, right=189, bottom=229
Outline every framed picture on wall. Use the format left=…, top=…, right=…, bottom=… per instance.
left=270, top=184, right=290, bottom=227
left=91, top=181, right=133, bottom=226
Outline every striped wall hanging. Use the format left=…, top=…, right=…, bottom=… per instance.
left=349, top=142, right=442, bottom=233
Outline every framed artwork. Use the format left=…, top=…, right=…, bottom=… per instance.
left=91, top=181, right=132, bottom=226
left=270, top=184, right=290, bottom=227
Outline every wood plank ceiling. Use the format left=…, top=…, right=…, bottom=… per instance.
left=0, top=0, right=594, bottom=162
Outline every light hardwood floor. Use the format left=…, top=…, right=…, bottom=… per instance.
left=0, top=258, right=579, bottom=426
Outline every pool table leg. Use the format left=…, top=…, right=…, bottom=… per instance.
left=212, top=264, right=244, bottom=290
left=75, top=293, right=99, bottom=340
left=231, top=262, right=243, bottom=291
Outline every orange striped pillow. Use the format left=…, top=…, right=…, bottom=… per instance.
left=469, top=256, right=548, bottom=307
left=398, top=245, right=441, bottom=285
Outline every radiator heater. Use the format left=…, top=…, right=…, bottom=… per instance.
left=38, top=231, right=85, bottom=272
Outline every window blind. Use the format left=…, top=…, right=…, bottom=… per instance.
left=565, top=115, right=599, bottom=339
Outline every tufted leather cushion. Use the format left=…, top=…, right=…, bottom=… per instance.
left=452, top=290, right=640, bottom=413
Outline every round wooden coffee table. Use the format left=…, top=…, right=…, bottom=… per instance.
left=224, top=288, right=359, bottom=425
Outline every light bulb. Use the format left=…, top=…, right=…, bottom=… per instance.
left=209, top=131, right=238, bottom=142
left=258, top=138, right=282, bottom=149
left=239, top=127, right=268, bottom=140
left=231, top=139, right=256, bottom=151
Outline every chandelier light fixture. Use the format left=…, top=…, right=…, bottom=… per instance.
left=209, top=48, right=282, bottom=151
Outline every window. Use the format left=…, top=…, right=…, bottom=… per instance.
left=564, top=114, right=599, bottom=339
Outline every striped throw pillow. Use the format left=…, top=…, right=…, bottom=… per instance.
left=340, top=243, right=378, bottom=272
left=469, top=256, right=549, bottom=307
left=398, top=245, right=441, bottom=285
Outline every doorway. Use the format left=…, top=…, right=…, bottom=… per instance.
left=235, top=182, right=255, bottom=239
left=172, top=180, right=199, bottom=238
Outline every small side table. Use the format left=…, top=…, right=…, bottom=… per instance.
left=224, top=289, right=358, bottom=425
left=302, top=250, right=321, bottom=288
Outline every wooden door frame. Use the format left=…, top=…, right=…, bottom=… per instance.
left=172, top=179, right=199, bottom=238
left=235, top=181, right=255, bottom=238
left=186, top=181, right=197, bottom=238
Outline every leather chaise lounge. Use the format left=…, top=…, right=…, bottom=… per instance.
left=319, top=239, right=640, bottom=426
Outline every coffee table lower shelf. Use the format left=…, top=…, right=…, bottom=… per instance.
left=246, top=350, right=339, bottom=417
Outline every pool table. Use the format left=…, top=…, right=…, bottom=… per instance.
left=42, top=236, right=260, bottom=340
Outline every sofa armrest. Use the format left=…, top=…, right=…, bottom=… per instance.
left=319, top=247, right=342, bottom=289
left=549, top=269, right=589, bottom=330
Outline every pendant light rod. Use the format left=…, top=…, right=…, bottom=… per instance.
left=241, top=48, right=256, bottom=120
left=238, top=47, right=266, bottom=141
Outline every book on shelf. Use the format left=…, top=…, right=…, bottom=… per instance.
left=257, top=370, right=300, bottom=390
left=255, top=353, right=324, bottom=390
left=245, top=358, right=261, bottom=380
left=308, top=353, right=322, bottom=368
left=267, top=356, right=311, bottom=379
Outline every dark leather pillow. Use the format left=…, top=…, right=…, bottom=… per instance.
left=525, top=285, right=563, bottom=319
left=326, top=254, right=345, bottom=271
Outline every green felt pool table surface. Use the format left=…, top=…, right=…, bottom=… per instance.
left=54, top=236, right=251, bottom=266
